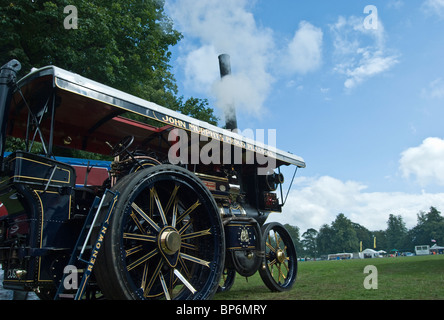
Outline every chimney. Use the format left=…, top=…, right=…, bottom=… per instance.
left=218, top=54, right=238, bottom=130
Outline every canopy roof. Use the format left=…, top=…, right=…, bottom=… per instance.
left=8, top=65, right=305, bottom=168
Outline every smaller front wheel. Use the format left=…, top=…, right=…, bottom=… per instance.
left=259, top=222, right=297, bottom=292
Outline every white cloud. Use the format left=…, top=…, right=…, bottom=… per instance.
left=183, top=45, right=220, bottom=93
left=421, top=78, right=444, bottom=99
left=166, top=0, right=275, bottom=118
left=387, top=0, right=405, bottom=9
left=400, top=137, right=444, bottom=186
left=422, top=0, right=444, bottom=18
left=211, top=72, right=269, bottom=119
left=330, top=15, right=399, bottom=89
left=166, top=0, right=323, bottom=119
left=343, top=53, right=399, bottom=89
left=284, top=21, right=323, bottom=74
left=269, top=175, right=444, bottom=232
left=268, top=138, right=444, bottom=233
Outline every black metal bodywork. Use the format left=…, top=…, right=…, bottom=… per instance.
left=0, top=151, right=80, bottom=290
left=0, top=60, right=305, bottom=299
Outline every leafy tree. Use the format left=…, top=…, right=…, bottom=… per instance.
left=352, top=222, right=373, bottom=250
left=316, top=214, right=359, bottom=255
left=301, top=228, right=318, bottom=259
left=316, top=224, right=335, bottom=255
left=0, top=0, right=218, bottom=124
left=331, top=213, right=359, bottom=253
left=283, top=224, right=302, bottom=256
left=175, top=97, right=218, bottom=125
left=385, top=214, right=408, bottom=251
left=372, top=230, right=387, bottom=251
left=409, top=207, right=444, bottom=246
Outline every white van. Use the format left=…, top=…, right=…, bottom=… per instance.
left=415, top=245, right=430, bottom=255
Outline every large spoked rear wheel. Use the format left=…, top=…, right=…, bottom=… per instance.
left=259, top=222, right=297, bottom=292
left=95, top=165, right=225, bottom=300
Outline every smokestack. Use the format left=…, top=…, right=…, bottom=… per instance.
left=218, top=54, right=238, bottom=130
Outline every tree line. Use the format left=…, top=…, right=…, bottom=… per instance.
left=2, top=1, right=220, bottom=160
left=0, top=0, right=218, bottom=125
left=283, top=207, right=444, bottom=259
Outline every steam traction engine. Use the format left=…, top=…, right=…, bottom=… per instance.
left=0, top=59, right=305, bottom=300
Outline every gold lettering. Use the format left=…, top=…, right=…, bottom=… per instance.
left=189, top=124, right=198, bottom=132
left=161, top=115, right=187, bottom=128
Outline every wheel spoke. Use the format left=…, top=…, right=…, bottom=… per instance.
left=282, top=260, right=289, bottom=272
left=171, top=198, right=178, bottom=228
left=143, top=260, right=164, bottom=298
left=266, top=240, right=276, bottom=252
left=274, top=232, right=281, bottom=248
left=178, top=256, right=191, bottom=278
left=140, top=262, right=149, bottom=291
left=178, top=218, right=193, bottom=234
left=151, top=187, right=168, bottom=226
left=130, top=212, right=147, bottom=234
left=180, top=252, right=211, bottom=268
left=159, top=272, right=171, bottom=300
left=164, top=184, right=180, bottom=216
left=181, top=228, right=212, bottom=240
left=123, top=233, right=156, bottom=242
left=127, top=248, right=158, bottom=271
left=168, top=269, right=176, bottom=294
left=126, top=244, right=144, bottom=257
left=176, top=200, right=201, bottom=225
left=131, top=203, right=160, bottom=233
left=181, top=241, right=198, bottom=251
left=174, top=269, right=197, bottom=294
left=268, top=259, right=277, bottom=269
left=278, top=264, right=286, bottom=282
left=267, top=234, right=276, bottom=252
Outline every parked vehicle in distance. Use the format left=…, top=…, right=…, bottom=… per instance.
left=415, top=245, right=430, bottom=256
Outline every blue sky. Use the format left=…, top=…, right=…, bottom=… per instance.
left=165, top=0, right=444, bottom=232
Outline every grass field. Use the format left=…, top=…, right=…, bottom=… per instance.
left=215, top=255, right=444, bottom=300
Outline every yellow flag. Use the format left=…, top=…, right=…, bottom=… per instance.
left=374, top=237, right=376, bottom=249
left=360, top=241, right=362, bottom=252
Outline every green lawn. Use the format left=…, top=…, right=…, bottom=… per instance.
left=215, top=255, right=444, bottom=300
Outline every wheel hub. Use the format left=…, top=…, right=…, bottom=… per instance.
left=276, top=249, right=286, bottom=263
left=160, top=229, right=181, bottom=255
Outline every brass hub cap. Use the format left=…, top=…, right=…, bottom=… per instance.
left=160, top=230, right=181, bottom=255
left=276, top=249, right=286, bottom=264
